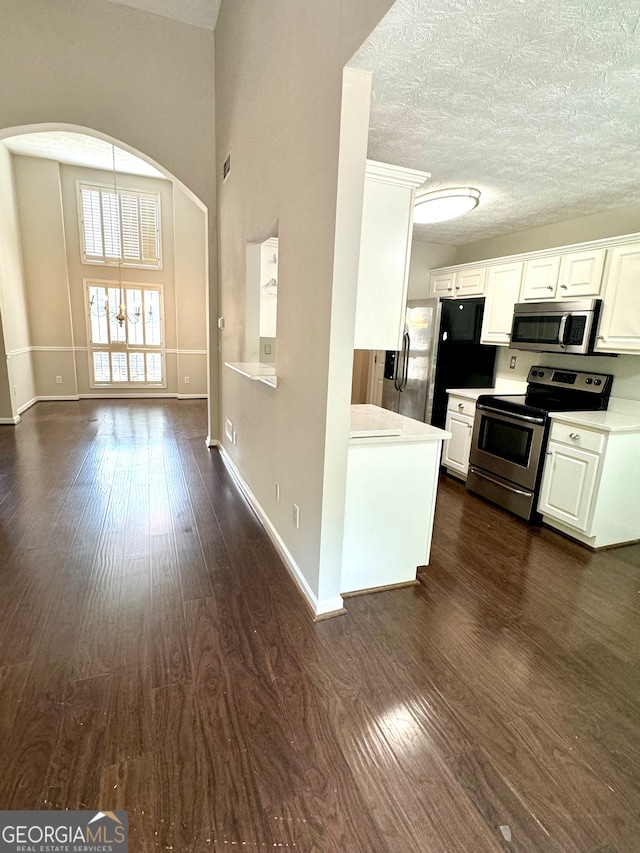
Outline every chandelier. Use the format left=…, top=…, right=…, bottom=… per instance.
left=89, top=145, right=154, bottom=328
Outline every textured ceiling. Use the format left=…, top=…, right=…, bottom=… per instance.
left=349, top=0, right=640, bottom=245
left=3, top=132, right=165, bottom=178
left=100, top=0, right=220, bottom=30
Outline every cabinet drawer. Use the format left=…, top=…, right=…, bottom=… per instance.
left=447, top=395, right=476, bottom=416
left=549, top=421, right=606, bottom=454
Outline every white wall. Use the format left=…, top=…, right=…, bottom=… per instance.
left=454, top=204, right=640, bottom=264
left=0, top=0, right=216, bottom=428
left=495, top=348, right=640, bottom=402
left=0, top=143, right=35, bottom=417
left=174, top=188, right=209, bottom=395
left=215, top=0, right=395, bottom=612
left=0, top=315, right=14, bottom=421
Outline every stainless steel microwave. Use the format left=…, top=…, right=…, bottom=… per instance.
left=510, top=299, right=603, bottom=354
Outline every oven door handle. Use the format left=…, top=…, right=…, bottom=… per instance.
left=469, top=467, right=534, bottom=497
left=475, top=404, right=546, bottom=425
left=558, top=313, right=571, bottom=348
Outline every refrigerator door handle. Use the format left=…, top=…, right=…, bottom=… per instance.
left=393, top=346, right=401, bottom=392
left=400, top=332, right=410, bottom=390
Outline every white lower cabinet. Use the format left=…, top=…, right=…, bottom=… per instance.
left=538, top=418, right=640, bottom=547
left=342, top=406, right=448, bottom=594
left=443, top=396, right=475, bottom=478
left=538, top=440, right=600, bottom=532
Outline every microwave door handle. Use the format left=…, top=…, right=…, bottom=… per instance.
left=558, top=313, right=571, bottom=348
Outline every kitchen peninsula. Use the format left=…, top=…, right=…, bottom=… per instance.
left=342, top=404, right=450, bottom=594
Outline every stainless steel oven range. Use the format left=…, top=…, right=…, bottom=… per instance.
left=466, top=366, right=613, bottom=521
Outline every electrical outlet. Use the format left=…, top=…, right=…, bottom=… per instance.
left=184, top=376, right=190, bottom=384
left=292, top=503, right=300, bottom=529
left=232, top=429, right=237, bottom=445
left=275, top=483, right=280, bottom=501
left=510, top=356, right=517, bottom=370
left=264, top=343, right=272, bottom=355
left=218, top=317, right=225, bottom=329
left=56, top=375, right=62, bottom=384
left=224, top=417, right=233, bottom=441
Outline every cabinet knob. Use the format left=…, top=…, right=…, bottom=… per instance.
left=597, top=335, right=605, bottom=340
left=448, top=286, right=453, bottom=291
left=546, top=451, right=552, bottom=456
left=468, top=424, right=473, bottom=430
left=560, top=284, right=568, bottom=290
left=569, top=432, right=580, bottom=440
left=458, top=402, right=465, bottom=410
left=547, top=285, right=554, bottom=290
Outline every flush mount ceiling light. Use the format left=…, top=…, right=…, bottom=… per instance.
left=414, top=187, right=481, bottom=224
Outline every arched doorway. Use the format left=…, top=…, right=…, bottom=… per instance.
left=0, top=124, right=211, bottom=436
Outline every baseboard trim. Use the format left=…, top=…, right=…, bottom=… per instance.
left=0, top=415, right=21, bottom=425
left=33, top=395, right=81, bottom=403
left=17, top=396, right=39, bottom=415
left=217, top=446, right=345, bottom=620
left=342, top=579, right=419, bottom=598
left=10, top=393, right=207, bottom=417
left=205, top=436, right=219, bottom=448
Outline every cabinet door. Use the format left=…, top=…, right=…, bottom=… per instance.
left=481, top=262, right=524, bottom=345
left=443, top=412, right=474, bottom=475
left=521, top=255, right=561, bottom=300
left=455, top=266, right=486, bottom=297
left=431, top=271, right=455, bottom=297
left=354, top=179, right=413, bottom=351
left=557, top=248, right=606, bottom=298
left=538, top=441, right=600, bottom=531
left=596, top=242, right=640, bottom=354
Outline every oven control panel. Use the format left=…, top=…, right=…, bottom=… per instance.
left=527, top=366, right=613, bottom=394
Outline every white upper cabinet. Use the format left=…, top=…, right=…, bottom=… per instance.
left=596, top=242, right=640, bottom=354
left=480, top=261, right=524, bottom=345
left=557, top=248, right=606, bottom=298
left=431, top=270, right=456, bottom=297
left=430, top=266, right=485, bottom=298
left=455, top=266, right=486, bottom=297
left=354, top=160, right=430, bottom=352
left=521, top=255, right=561, bottom=300
left=522, top=248, right=605, bottom=301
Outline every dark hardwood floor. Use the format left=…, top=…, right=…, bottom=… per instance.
left=0, top=399, right=639, bottom=852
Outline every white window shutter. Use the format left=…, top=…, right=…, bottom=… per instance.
left=79, top=182, right=160, bottom=267
left=139, top=195, right=159, bottom=263
left=81, top=189, right=104, bottom=258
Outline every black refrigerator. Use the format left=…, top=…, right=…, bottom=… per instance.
left=381, top=297, right=497, bottom=429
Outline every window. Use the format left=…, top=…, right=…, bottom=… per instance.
left=86, top=281, right=165, bottom=386
left=78, top=182, right=161, bottom=268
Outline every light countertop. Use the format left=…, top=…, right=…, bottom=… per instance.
left=224, top=361, right=278, bottom=388
left=350, top=404, right=451, bottom=444
left=550, top=409, right=640, bottom=434
left=446, top=387, right=497, bottom=402
left=446, top=379, right=528, bottom=401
